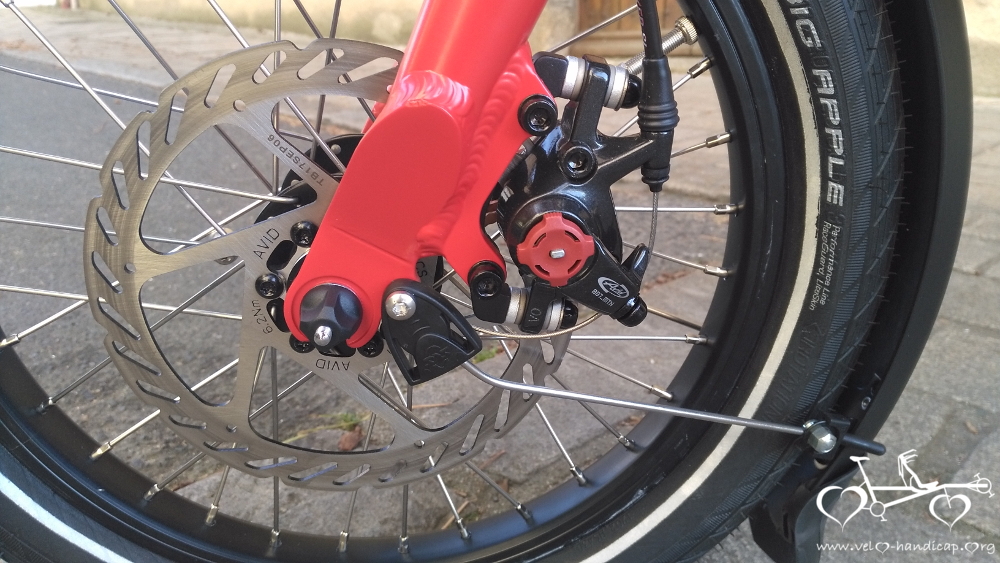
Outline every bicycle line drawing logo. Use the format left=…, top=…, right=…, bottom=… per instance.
left=816, top=450, right=994, bottom=531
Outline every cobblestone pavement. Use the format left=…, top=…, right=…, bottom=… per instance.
left=1, top=5, right=998, bottom=562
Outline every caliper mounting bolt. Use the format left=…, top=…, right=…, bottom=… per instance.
left=518, top=95, right=558, bottom=136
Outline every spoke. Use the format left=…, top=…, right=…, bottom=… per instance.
left=290, top=0, right=375, bottom=123
left=41, top=262, right=244, bottom=409
left=612, top=57, right=713, bottom=137
left=90, top=358, right=240, bottom=459
left=206, top=0, right=348, bottom=175
left=441, top=291, right=473, bottom=310
left=0, top=64, right=164, bottom=108
left=548, top=5, right=637, bottom=53
left=204, top=466, right=231, bottom=526
left=672, top=132, right=733, bottom=158
left=615, top=204, right=737, bottom=214
left=0, top=145, right=294, bottom=204
left=646, top=306, right=702, bottom=331
left=2, top=2, right=226, bottom=235
left=340, top=364, right=389, bottom=553
left=566, top=334, right=705, bottom=343
left=104, top=0, right=273, bottom=191
left=549, top=373, right=636, bottom=449
left=399, top=379, right=413, bottom=555
left=535, top=404, right=587, bottom=485
left=0, top=301, right=87, bottom=349
left=144, top=371, right=313, bottom=501
left=0, top=215, right=200, bottom=246
left=0, top=285, right=239, bottom=322
left=464, top=462, right=531, bottom=520
left=426, top=455, right=470, bottom=539
left=144, top=450, right=208, bottom=500
left=564, top=348, right=674, bottom=401
left=621, top=240, right=729, bottom=277
left=270, top=354, right=280, bottom=545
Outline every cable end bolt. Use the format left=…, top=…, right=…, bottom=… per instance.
left=90, top=442, right=113, bottom=460
left=804, top=420, right=837, bottom=454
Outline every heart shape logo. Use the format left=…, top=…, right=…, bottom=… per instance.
left=875, top=542, right=890, bottom=554
left=929, top=493, right=971, bottom=530
left=965, top=542, right=981, bottom=554
left=816, top=485, right=868, bottom=530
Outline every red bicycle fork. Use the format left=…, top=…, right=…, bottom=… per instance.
left=285, top=0, right=550, bottom=347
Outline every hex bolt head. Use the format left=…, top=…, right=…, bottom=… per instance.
left=385, top=291, right=416, bottom=320
left=561, top=145, right=596, bottom=180
left=291, top=221, right=318, bottom=247
left=804, top=421, right=837, bottom=454
left=475, top=276, right=499, bottom=298
left=313, top=325, right=333, bottom=347
left=518, top=95, right=558, bottom=136
left=255, top=272, right=283, bottom=298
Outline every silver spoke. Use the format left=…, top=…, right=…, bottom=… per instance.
left=464, top=462, right=531, bottom=520
left=0, top=285, right=239, bottom=322
left=548, top=6, right=637, bottom=53
left=427, top=455, right=470, bottom=539
left=340, top=363, right=388, bottom=553
left=41, top=262, right=244, bottom=409
left=104, top=0, right=274, bottom=190
left=646, top=306, right=702, bottom=331
left=615, top=204, right=737, bottom=214
left=144, top=450, right=209, bottom=500
left=535, top=404, right=587, bottom=485
left=566, top=334, right=705, bottom=343
left=0, top=145, right=294, bottom=204
left=205, top=0, right=349, bottom=175
left=0, top=64, right=163, bottom=108
left=205, top=466, right=231, bottom=526
left=3, top=2, right=226, bottom=235
left=672, top=132, right=733, bottom=158
left=0, top=215, right=198, bottom=247
left=550, top=373, right=636, bottom=449
left=0, top=301, right=87, bottom=349
left=621, top=240, right=729, bottom=277
left=565, top=348, right=674, bottom=401
left=613, top=57, right=713, bottom=137
left=90, top=358, right=240, bottom=459
left=290, top=0, right=376, bottom=122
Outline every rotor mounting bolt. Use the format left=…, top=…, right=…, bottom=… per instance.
left=518, top=95, right=558, bottom=136
left=385, top=291, right=416, bottom=320
left=313, top=325, right=333, bottom=347
left=289, top=336, right=314, bottom=354
left=255, top=272, right=284, bottom=298
left=291, top=221, right=318, bottom=247
left=804, top=420, right=837, bottom=454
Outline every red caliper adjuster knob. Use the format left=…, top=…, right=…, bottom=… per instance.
left=515, top=213, right=595, bottom=287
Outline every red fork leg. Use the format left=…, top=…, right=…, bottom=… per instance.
left=285, top=0, right=550, bottom=346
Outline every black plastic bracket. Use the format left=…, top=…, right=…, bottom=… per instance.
left=750, top=451, right=860, bottom=563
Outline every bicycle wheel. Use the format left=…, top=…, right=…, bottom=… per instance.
left=0, top=0, right=968, bottom=561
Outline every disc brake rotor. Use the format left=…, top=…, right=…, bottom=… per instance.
left=82, top=39, right=565, bottom=491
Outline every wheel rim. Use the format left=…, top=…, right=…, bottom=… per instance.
left=0, top=1, right=802, bottom=560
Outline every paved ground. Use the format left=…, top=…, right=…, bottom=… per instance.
left=1, top=4, right=998, bottom=562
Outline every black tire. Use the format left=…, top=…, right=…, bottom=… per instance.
left=0, top=0, right=968, bottom=561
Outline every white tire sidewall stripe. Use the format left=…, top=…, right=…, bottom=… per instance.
left=583, top=0, right=820, bottom=560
